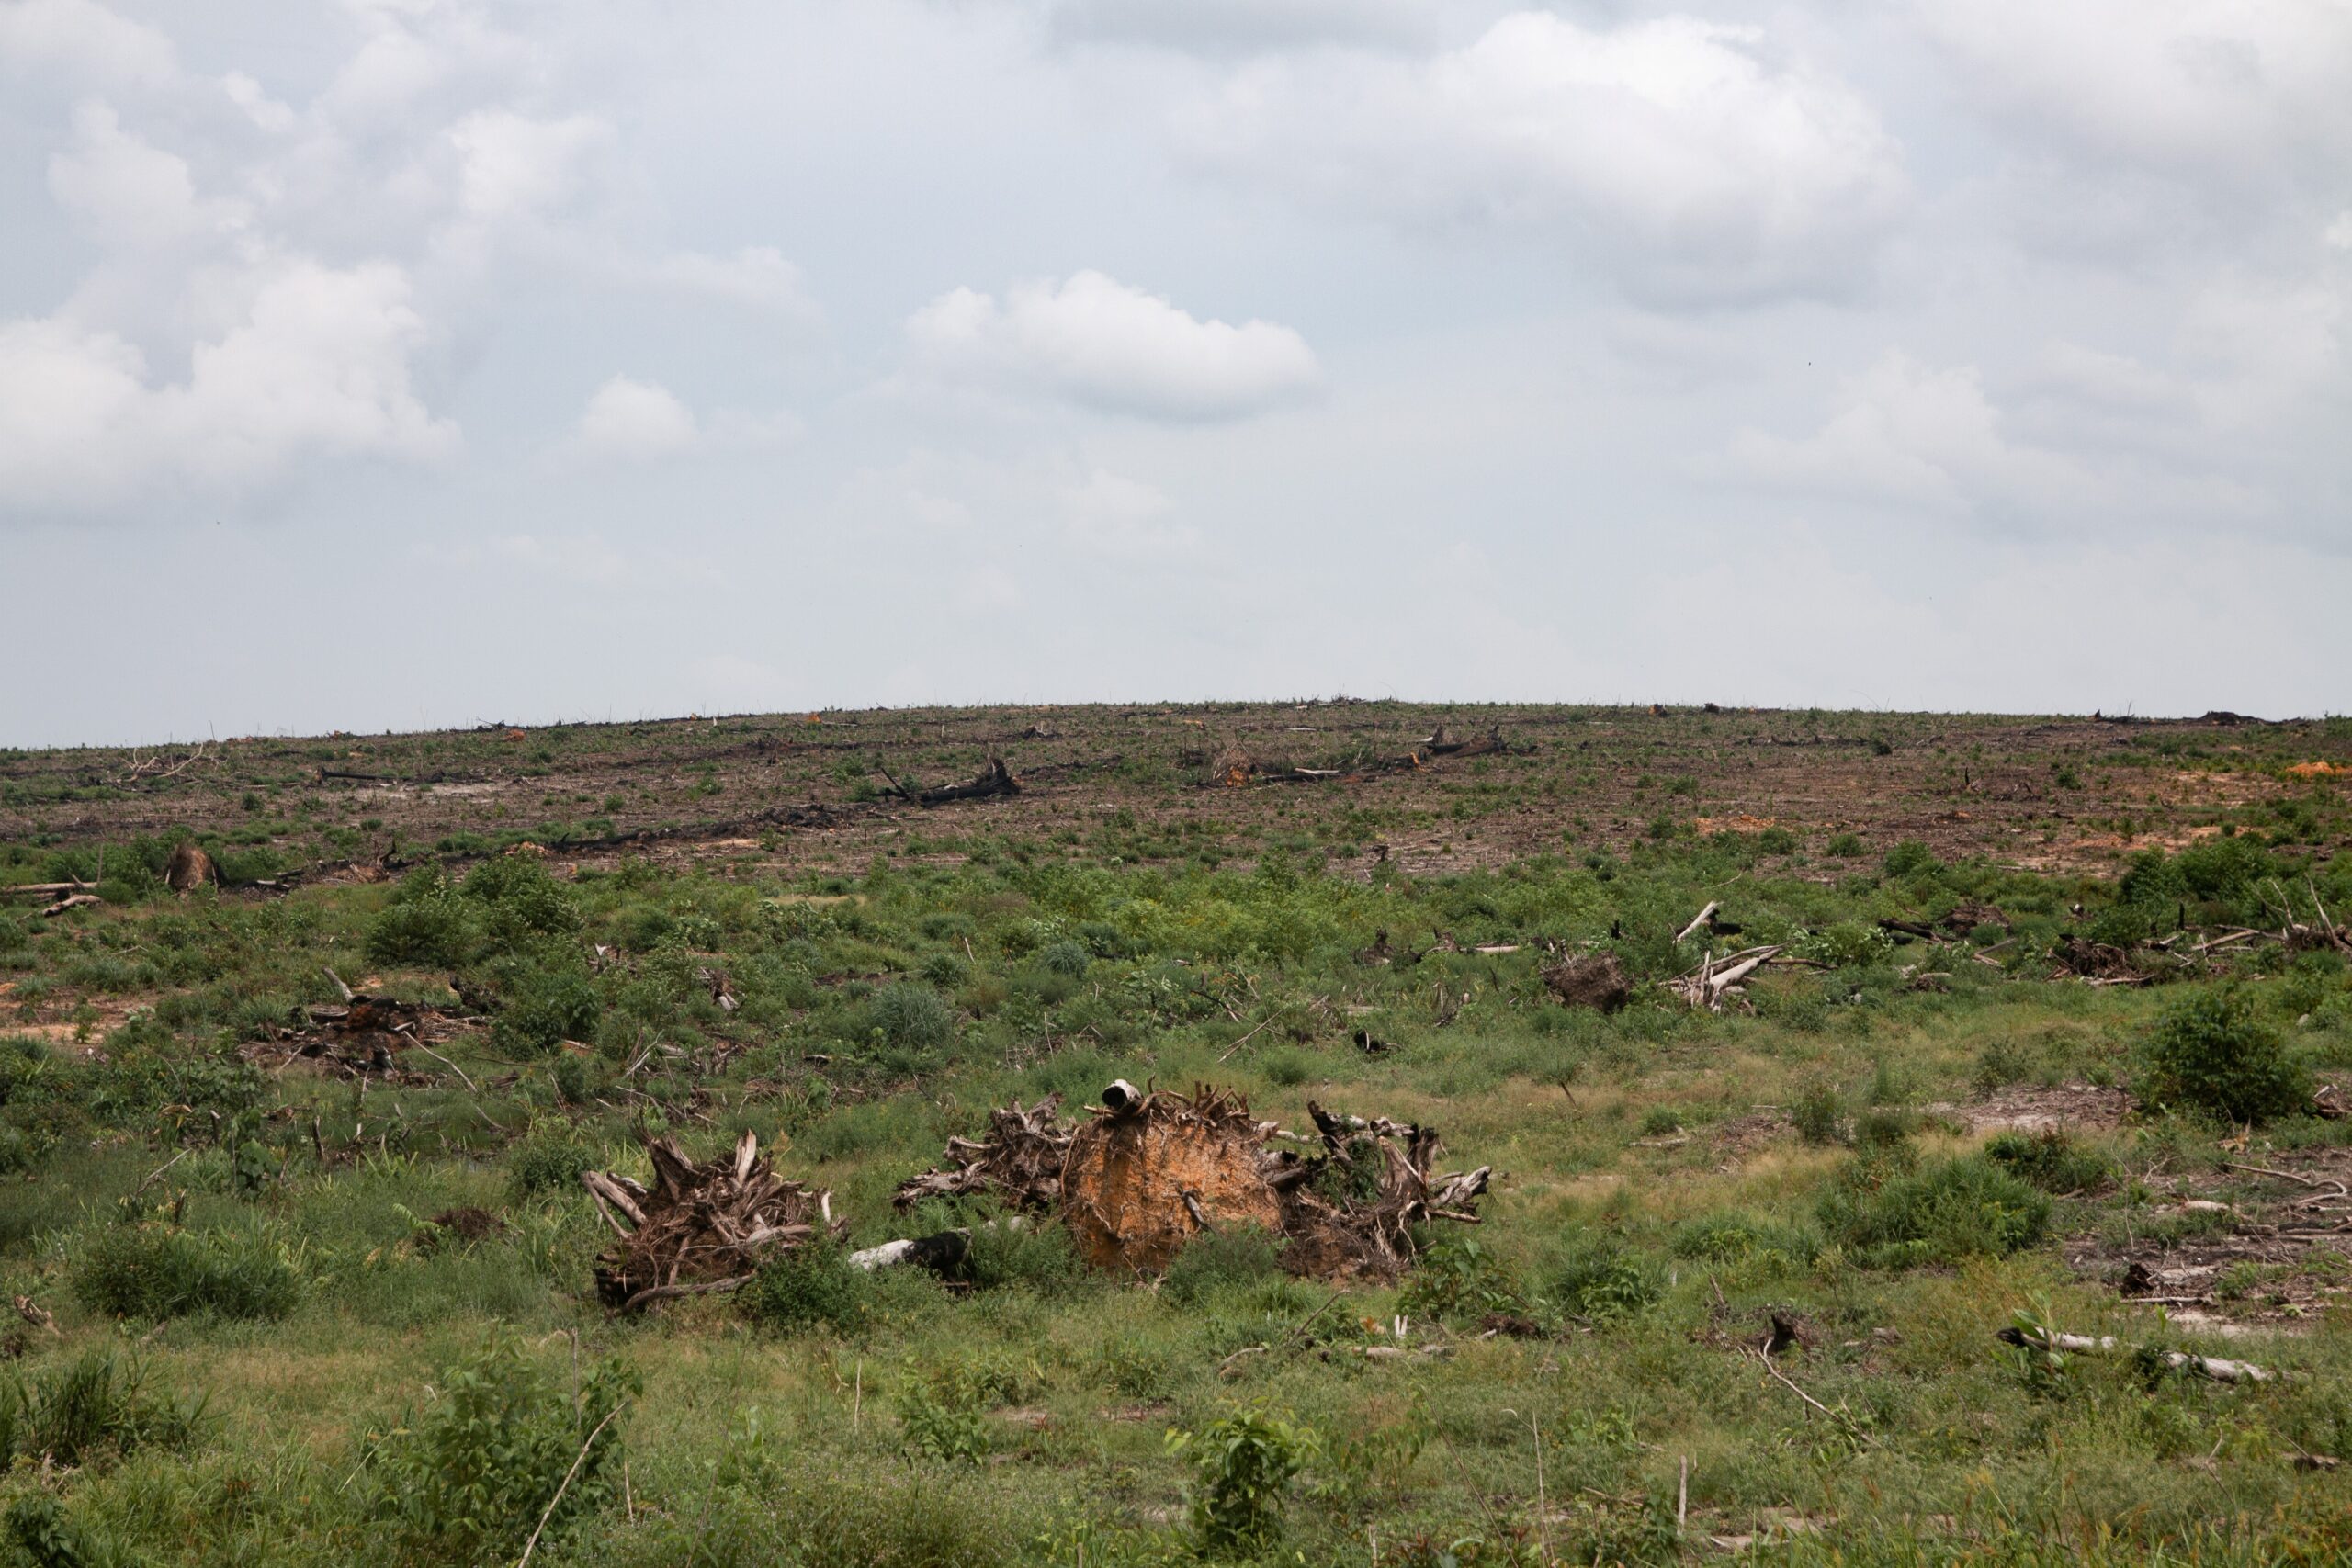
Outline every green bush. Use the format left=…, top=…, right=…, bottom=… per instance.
left=492, top=968, right=601, bottom=1055
left=1825, top=833, right=1865, bottom=859
left=2138, top=988, right=2310, bottom=1123
left=895, top=1361, right=992, bottom=1466
left=5, top=1493, right=136, bottom=1568
left=462, top=853, right=582, bottom=942
left=1816, top=1153, right=2050, bottom=1269
left=1169, top=1405, right=1318, bottom=1559
left=742, top=1238, right=872, bottom=1335
left=1397, top=1235, right=1523, bottom=1322
left=71, top=1224, right=301, bottom=1322
left=961, top=1219, right=1089, bottom=1295
left=1546, top=1238, right=1661, bottom=1320
left=508, top=1118, right=596, bottom=1196
left=867, top=985, right=956, bottom=1055
left=1984, top=1127, right=2113, bottom=1193
left=1792, top=1080, right=1845, bottom=1145
left=1161, top=1224, right=1286, bottom=1305
left=1883, top=840, right=1939, bottom=878
left=366, top=870, right=481, bottom=968
left=375, top=1336, right=636, bottom=1562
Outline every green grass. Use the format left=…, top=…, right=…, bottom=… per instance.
left=0, top=712, right=2346, bottom=1564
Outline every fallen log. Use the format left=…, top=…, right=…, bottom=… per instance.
left=1676, top=903, right=1722, bottom=944
left=1996, top=1325, right=2273, bottom=1384
left=40, top=894, right=100, bottom=918
left=0, top=881, right=96, bottom=899
left=919, top=758, right=1018, bottom=806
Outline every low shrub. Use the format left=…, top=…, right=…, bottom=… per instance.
left=1169, top=1405, right=1318, bottom=1559
left=375, top=1336, right=636, bottom=1562
left=742, top=1238, right=873, bottom=1335
left=1816, top=1152, right=2050, bottom=1269
left=365, top=870, right=480, bottom=968
left=960, top=1218, right=1090, bottom=1295
left=492, top=967, right=601, bottom=1056
left=508, top=1118, right=596, bottom=1196
left=1398, top=1235, right=1524, bottom=1322
left=7, top=1494, right=142, bottom=1568
left=867, top=985, right=956, bottom=1055
left=895, top=1360, right=992, bottom=1466
left=1984, top=1127, right=2113, bottom=1193
left=1546, top=1238, right=1661, bottom=1320
left=1671, top=1212, right=1820, bottom=1269
left=71, top=1224, right=301, bottom=1322
left=1883, top=840, right=1940, bottom=878
left=1792, top=1080, right=1845, bottom=1145
left=2138, top=988, right=2310, bottom=1124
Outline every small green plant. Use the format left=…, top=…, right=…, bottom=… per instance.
left=4, top=1493, right=136, bottom=1568
left=1825, top=832, right=1865, bottom=858
left=1397, top=1235, right=1523, bottom=1323
left=374, top=1336, right=636, bottom=1562
left=895, top=1360, right=991, bottom=1465
left=1792, top=1080, right=1845, bottom=1145
left=867, top=984, right=956, bottom=1056
left=2139, top=988, right=2310, bottom=1123
left=490, top=966, right=601, bottom=1056
left=1168, top=1404, right=1319, bottom=1558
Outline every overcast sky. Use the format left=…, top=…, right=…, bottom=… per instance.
left=3, top=0, right=2347, bottom=745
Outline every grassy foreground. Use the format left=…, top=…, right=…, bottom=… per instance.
left=0, top=710, right=2348, bottom=1566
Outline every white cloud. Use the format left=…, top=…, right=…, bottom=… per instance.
left=1181, top=12, right=1909, bottom=302
left=2330, top=212, right=2352, bottom=251
left=1047, top=0, right=1442, bottom=55
left=905, top=269, right=1320, bottom=420
left=221, top=73, right=296, bottom=134
left=447, top=110, right=609, bottom=221
left=1726, top=348, right=2282, bottom=529
left=639, top=246, right=819, bottom=320
left=0, top=255, right=457, bottom=513
left=0, top=0, right=177, bottom=87
left=1060, top=469, right=1201, bottom=560
left=572, top=375, right=801, bottom=460
left=48, top=101, right=231, bottom=250
left=1727, top=353, right=2088, bottom=515
left=1919, top=1, right=2352, bottom=183
left=575, top=376, right=698, bottom=458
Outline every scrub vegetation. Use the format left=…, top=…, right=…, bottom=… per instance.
left=0, top=700, right=2347, bottom=1565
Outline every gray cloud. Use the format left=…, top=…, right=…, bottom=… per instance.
left=0, top=0, right=2346, bottom=742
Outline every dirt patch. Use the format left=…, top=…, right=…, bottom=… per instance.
left=2059, top=1151, right=2352, bottom=1332
left=1929, top=1083, right=2133, bottom=1134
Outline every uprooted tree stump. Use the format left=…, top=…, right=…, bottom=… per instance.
left=1542, top=952, right=1631, bottom=1013
left=906, top=1079, right=1493, bottom=1281
left=1063, top=1082, right=1284, bottom=1274
left=164, top=842, right=219, bottom=892
left=893, top=1093, right=1072, bottom=1212
left=582, top=1131, right=842, bottom=1313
